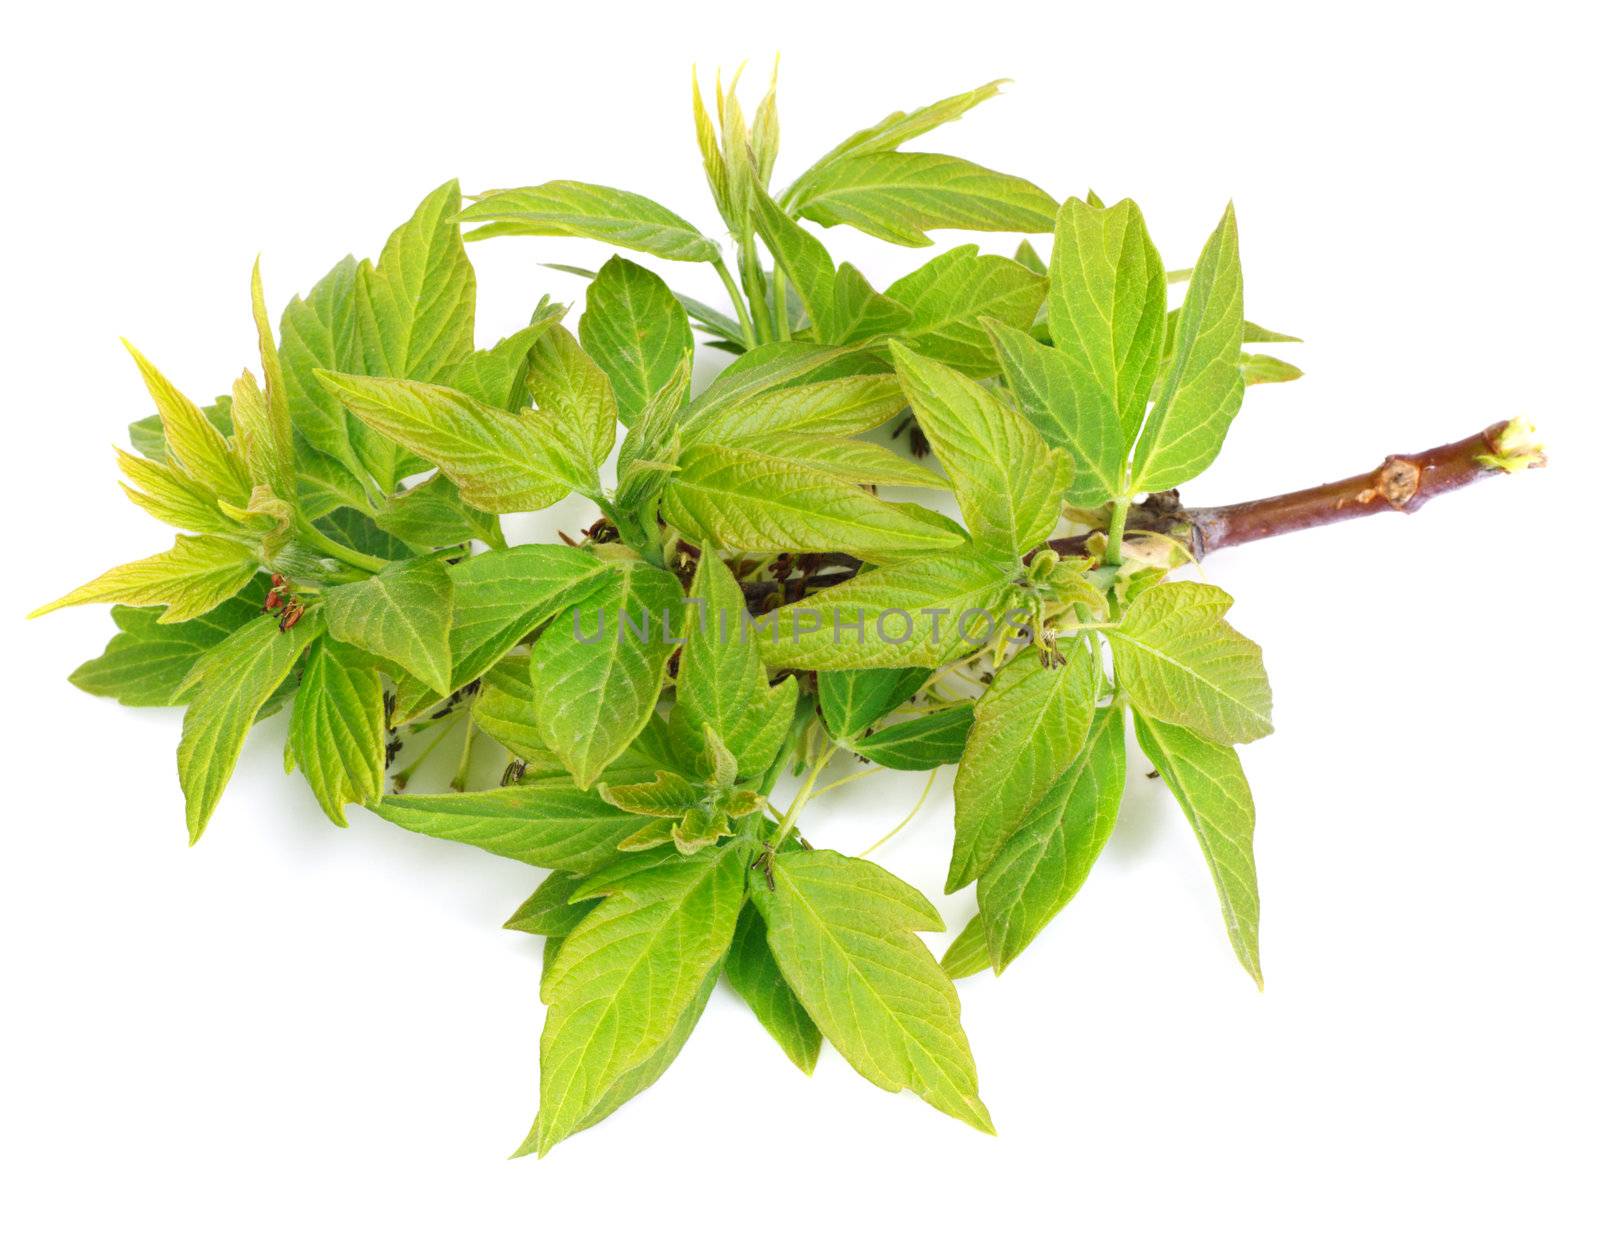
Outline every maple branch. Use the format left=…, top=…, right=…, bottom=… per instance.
left=1081, top=419, right=1545, bottom=562
left=738, top=419, right=1544, bottom=607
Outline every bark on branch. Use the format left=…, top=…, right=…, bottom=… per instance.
left=736, top=420, right=1542, bottom=608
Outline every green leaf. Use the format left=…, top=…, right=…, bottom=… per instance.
left=940, top=916, right=992, bottom=979
left=178, top=612, right=322, bottom=842
left=278, top=255, right=369, bottom=492
left=372, top=473, right=504, bottom=552
left=818, top=666, right=928, bottom=742
left=884, top=245, right=1045, bottom=376
left=527, top=847, right=745, bottom=1154
left=373, top=781, right=664, bottom=872
left=353, top=180, right=478, bottom=489
left=599, top=769, right=702, bottom=817
left=446, top=544, right=609, bottom=692
left=750, top=184, right=839, bottom=340
left=1240, top=352, right=1303, bottom=386
left=114, top=447, right=232, bottom=534
left=675, top=341, right=864, bottom=439
left=1107, top=582, right=1272, bottom=744
left=241, top=261, right=298, bottom=506
left=854, top=703, right=973, bottom=770
left=316, top=372, right=601, bottom=512
left=323, top=557, right=455, bottom=697
left=439, top=309, right=565, bottom=411
left=287, top=636, right=385, bottom=826
left=31, top=534, right=260, bottom=624
left=794, top=79, right=1007, bottom=178
left=751, top=435, right=946, bottom=489
left=528, top=556, right=684, bottom=788
left=1132, top=712, right=1262, bottom=986
left=751, top=848, right=993, bottom=1132
left=68, top=590, right=264, bottom=707
left=760, top=552, right=1025, bottom=671
left=1046, top=197, right=1167, bottom=446
left=670, top=552, right=798, bottom=780
left=579, top=256, right=692, bottom=425
left=793, top=152, right=1055, bottom=248
left=889, top=342, right=1069, bottom=559
left=660, top=442, right=965, bottom=562
left=831, top=263, right=913, bottom=343
left=948, top=642, right=1098, bottom=892
left=1129, top=204, right=1245, bottom=492
left=122, top=342, right=250, bottom=504
left=459, top=181, right=720, bottom=263
left=504, top=871, right=597, bottom=937
left=977, top=706, right=1125, bottom=971
left=725, top=902, right=820, bottom=1074
left=128, top=394, right=232, bottom=465
left=524, top=323, right=619, bottom=466
left=687, top=373, right=908, bottom=444
left=469, top=652, right=569, bottom=772
left=985, top=320, right=1123, bottom=507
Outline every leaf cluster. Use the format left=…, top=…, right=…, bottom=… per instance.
left=39, top=65, right=1303, bottom=1150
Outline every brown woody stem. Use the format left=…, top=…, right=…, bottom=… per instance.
left=735, top=421, right=1542, bottom=607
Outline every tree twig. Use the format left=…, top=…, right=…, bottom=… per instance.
left=726, top=420, right=1543, bottom=607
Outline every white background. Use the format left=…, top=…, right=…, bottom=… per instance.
left=3, top=2, right=1596, bottom=1238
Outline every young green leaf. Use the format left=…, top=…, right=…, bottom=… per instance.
left=578, top=256, right=692, bottom=424
left=948, top=641, right=1098, bottom=892
left=446, top=544, right=610, bottom=692
left=528, top=556, right=684, bottom=788
left=793, top=152, right=1055, bottom=247
left=459, top=181, right=720, bottom=263
left=239, top=261, right=298, bottom=505
left=1129, top=203, right=1245, bottom=492
left=890, top=342, right=1069, bottom=559
left=372, top=473, right=505, bottom=552
left=315, top=372, right=602, bottom=512
left=670, top=552, right=799, bottom=780
left=439, top=309, right=565, bottom=411
left=853, top=703, right=973, bottom=770
left=818, top=666, right=929, bottom=742
left=527, top=847, right=745, bottom=1154
left=976, top=706, right=1126, bottom=971
left=985, top=320, right=1123, bottom=507
left=354, top=180, right=478, bottom=489
left=725, top=902, right=821, bottom=1074
left=469, top=653, right=569, bottom=772
left=524, top=323, right=619, bottom=466
left=114, top=447, right=233, bottom=534
left=1132, top=712, right=1262, bottom=987
left=68, top=590, right=265, bottom=707
left=760, top=551, right=1025, bottom=671
left=750, top=435, right=946, bottom=489
left=373, top=781, right=666, bottom=872
left=789, top=79, right=1007, bottom=192
left=750, top=184, right=839, bottom=339
left=1047, top=197, right=1167, bottom=446
left=1240, top=353, right=1303, bottom=385
left=686, top=373, right=908, bottom=444
left=1107, top=582, right=1272, bottom=744
left=504, top=871, right=597, bottom=937
left=122, top=342, right=250, bottom=506
left=30, top=534, right=260, bottom=624
left=178, top=612, right=323, bottom=842
left=884, top=245, right=1045, bottom=375
left=287, top=637, right=385, bottom=826
left=323, top=557, right=455, bottom=698
left=751, top=848, right=993, bottom=1132
left=660, top=442, right=966, bottom=562
left=278, top=254, right=369, bottom=493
